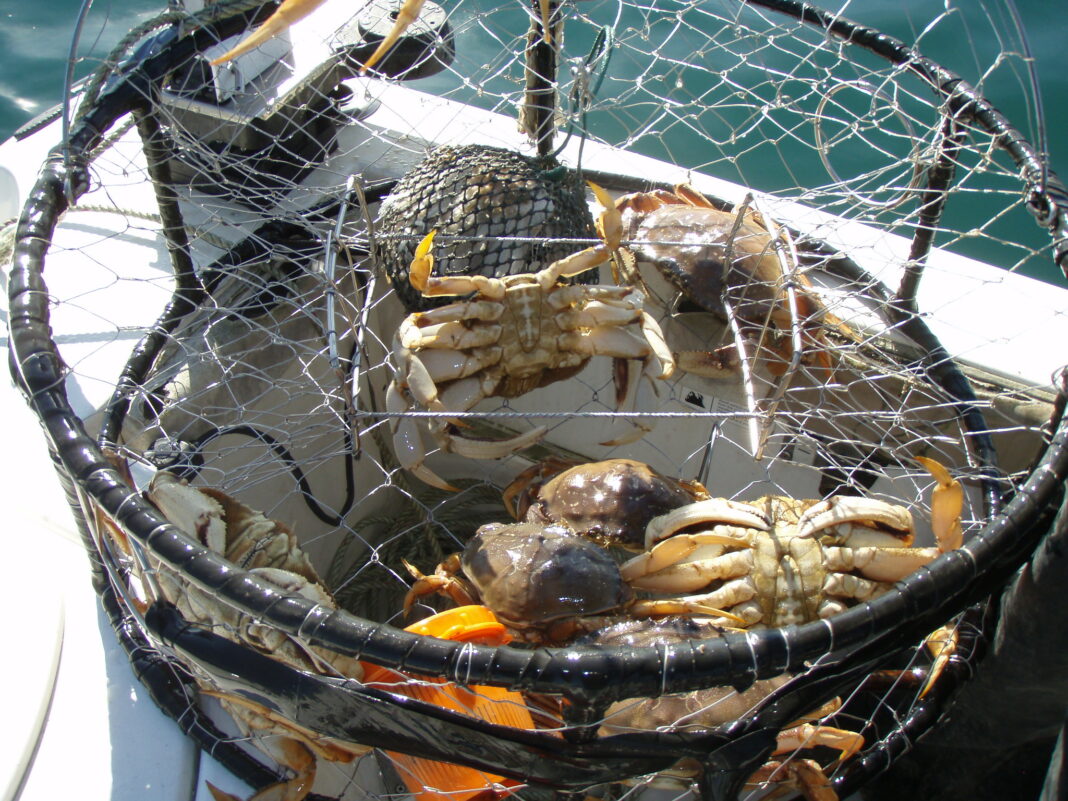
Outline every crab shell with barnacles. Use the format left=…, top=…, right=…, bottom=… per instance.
left=386, top=191, right=674, bottom=490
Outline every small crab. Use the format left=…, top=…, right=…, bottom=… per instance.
left=612, top=184, right=840, bottom=378
left=403, top=522, right=741, bottom=644
left=503, top=457, right=710, bottom=550
left=617, top=456, right=964, bottom=629
left=146, top=473, right=367, bottom=801
left=387, top=201, right=674, bottom=490
left=586, top=618, right=863, bottom=801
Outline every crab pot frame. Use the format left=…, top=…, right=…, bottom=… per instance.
left=8, top=0, right=1068, bottom=799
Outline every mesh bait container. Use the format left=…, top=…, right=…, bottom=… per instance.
left=7, top=1, right=1068, bottom=800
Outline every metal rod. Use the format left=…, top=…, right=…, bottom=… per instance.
left=522, top=0, right=559, bottom=156
left=895, top=115, right=966, bottom=313
left=61, top=0, right=96, bottom=197
left=133, top=107, right=201, bottom=296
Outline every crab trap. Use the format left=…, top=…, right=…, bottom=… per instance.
left=7, top=0, right=1068, bottom=799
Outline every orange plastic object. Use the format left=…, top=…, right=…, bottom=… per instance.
left=360, top=607, right=534, bottom=801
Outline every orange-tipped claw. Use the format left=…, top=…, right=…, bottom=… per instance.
left=916, top=455, right=964, bottom=552
left=920, top=622, right=958, bottom=698
left=588, top=182, right=621, bottom=250
left=210, top=0, right=329, bottom=66
left=538, top=0, right=553, bottom=44
left=358, top=0, right=428, bottom=74
left=409, top=230, right=437, bottom=292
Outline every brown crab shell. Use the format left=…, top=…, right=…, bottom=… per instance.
left=461, top=522, right=630, bottom=633
left=524, top=459, right=708, bottom=551
left=583, top=618, right=789, bottom=735
left=621, top=201, right=787, bottom=321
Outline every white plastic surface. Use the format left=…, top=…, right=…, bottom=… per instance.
left=1, top=121, right=200, bottom=800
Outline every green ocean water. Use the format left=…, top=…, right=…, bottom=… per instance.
left=1, top=0, right=1064, bottom=283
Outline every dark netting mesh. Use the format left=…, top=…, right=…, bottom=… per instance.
left=373, top=144, right=597, bottom=310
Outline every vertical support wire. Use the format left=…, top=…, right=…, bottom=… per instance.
left=895, top=114, right=967, bottom=312
left=99, top=107, right=207, bottom=448
left=523, top=0, right=559, bottom=156
left=61, top=0, right=96, bottom=199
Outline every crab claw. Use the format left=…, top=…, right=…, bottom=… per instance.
left=209, top=0, right=328, bottom=66
left=402, top=556, right=475, bottom=614
left=915, top=455, right=964, bottom=552
left=588, top=181, right=622, bottom=251
left=207, top=737, right=317, bottom=801
left=442, top=424, right=550, bottom=461
left=409, top=230, right=437, bottom=293
left=358, top=0, right=428, bottom=74
left=386, top=382, right=457, bottom=492
left=538, top=0, right=554, bottom=43
left=920, top=622, right=958, bottom=698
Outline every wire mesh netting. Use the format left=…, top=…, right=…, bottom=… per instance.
left=6, top=1, right=1068, bottom=800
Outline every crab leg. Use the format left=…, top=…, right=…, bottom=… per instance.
left=209, top=0, right=328, bottom=65
left=410, top=346, right=503, bottom=384
left=624, top=548, right=754, bottom=593
left=674, top=346, right=745, bottom=379
left=386, top=382, right=455, bottom=491
left=629, top=597, right=748, bottom=625
left=442, top=423, right=550, bottom=460
left=606, top=352, right=670, bottom=446
left=556, top=316, right=668, bottom=446
left=776, top=723, right=863, bottom=762
left=206, top=735, right=317, bottom=801
left=639, top=310, right=675, bottom=377
left=916, top=455, right=964, bottom=551
left=796, top=496, right=913, bottom=540
left=629, top=577, right=759, bottom=621
left=405, top=300, right=505, bottom=326
left=402, top=556, right=477, bottom=614
left=921, top=622, right=959, bottom=697
left=555, top=301, right=641, bottom=330
left=822, top=544, right=941, bottom=584
left=537, top=246, right=612, bottom=287
left=402, top=320, right=503, bottom=350
left=358, top=0, right=427, bottom=73
left=409, top=232, right=507, bottom=299
left=745, top=724, right=863, bottom=801
left=419, top=373, right=551, bottom=460
left=547, top=285, right=637, bottom=307
left=645, top=498, right=770, bottom=547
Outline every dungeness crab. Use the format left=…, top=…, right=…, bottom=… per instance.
left=611, top=184, right=842, bottom=377
left=211, top=0, right=558, bottom=71
left=387, top=194, right=674, bottom=490
left=403, top=521, right=740, bottom=643
left=618, top=456, right=964, bottom=629
left=503, top=457, right=710, bottom=550
left=145, top=472, right=367, bottom=801
left=587, top=618, right=863, bottom=801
